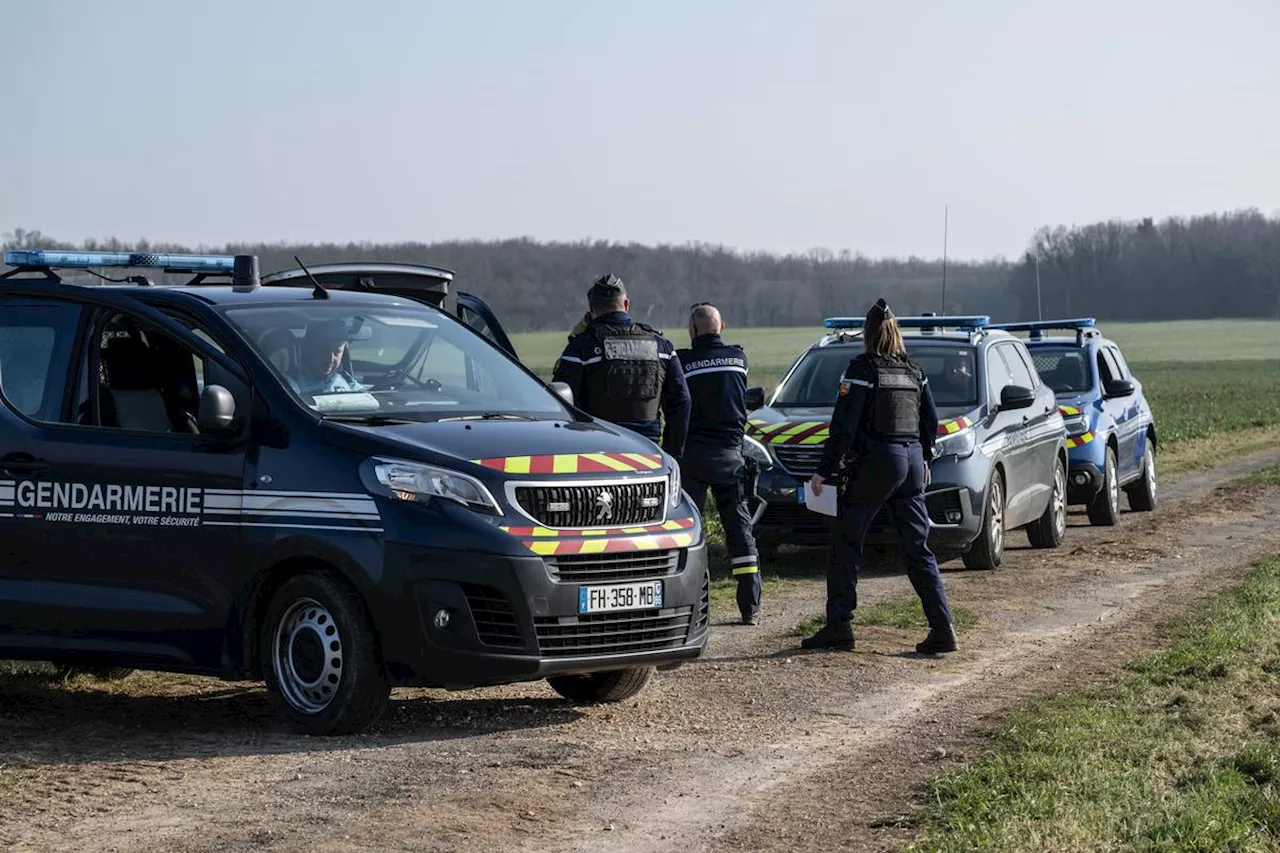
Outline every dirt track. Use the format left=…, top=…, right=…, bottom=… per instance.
left=4, top=448, right=1280, bottom=853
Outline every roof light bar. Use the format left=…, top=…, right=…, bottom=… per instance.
left=987, top=318, right=1096, bottom=340
left=3, top=249, right=238, bottom=273
left=823, top=314, right=991, bottom=330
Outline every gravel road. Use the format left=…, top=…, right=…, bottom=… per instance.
left=4, top=448, right=1279, bottom=853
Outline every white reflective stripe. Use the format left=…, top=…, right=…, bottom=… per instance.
left=204, top=489, right=372, bottom=499
left=581, top=356, right=603, bottom=365
left=557, top=355, right=584, bottom=364
left=683, top=365, right=748, bottom=379
left=203, top=508, right=381, bottom=520
left=731, top=555, right=759, bottom=565
left=849, top=379, right=874, bottom=388
left=659, top=352, right=673, bottom=359
left=201, top=521, right=383, bottom=533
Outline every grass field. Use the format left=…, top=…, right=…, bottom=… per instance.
left=904, top=556, right=1280, bottom=853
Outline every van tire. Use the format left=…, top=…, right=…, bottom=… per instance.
left=547, top=666, right=655, bottom=704
left=259, top=572, right=390, bottom=736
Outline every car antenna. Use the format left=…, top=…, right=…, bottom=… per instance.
left=294, top=255, right=329, bottom=299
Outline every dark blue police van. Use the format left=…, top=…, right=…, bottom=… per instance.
left=0, top=250, right=709, bottom=735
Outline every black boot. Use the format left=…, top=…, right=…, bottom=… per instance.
left=916, top=624, right=957, bottom=654
left=801, top=620, right=854, bottom=651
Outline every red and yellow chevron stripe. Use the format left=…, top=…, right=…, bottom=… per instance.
left=1066, top=430, right=1096, bottom=449
left=1058, top=404, right=1082, bottom=416
left=746, top=419, right=830, bottom=445
left=937, top=415, right=973, bottom=436
left=500, top=517, right=697, bottom=556
left=472, top=452, right=663, bottom=475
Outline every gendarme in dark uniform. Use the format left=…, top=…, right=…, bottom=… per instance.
left=801, top=299, right=957, bottom=655
left=676, top=304, right=761, bottom=625
left=551, top=275, right=690, bottom=458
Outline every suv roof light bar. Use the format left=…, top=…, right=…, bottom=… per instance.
left=988, top=317, right=1098, bottom=343
left=823, top=314, right=991, bottom=331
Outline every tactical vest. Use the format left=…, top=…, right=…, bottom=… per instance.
left=866, top=355, right=922, bottom=440
left=584, top=322, right=665, bottom=424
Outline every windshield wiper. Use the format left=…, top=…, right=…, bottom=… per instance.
left=439, top=412, right=536, bottom=422
left=321, top=414, right=417, bottom=425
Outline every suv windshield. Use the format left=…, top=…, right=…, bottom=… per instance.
left=223, top=302, right=567, bottom=421
left=772, top=343, right=980, bottom=410
left=1027, top=345, right=1094, bottom=394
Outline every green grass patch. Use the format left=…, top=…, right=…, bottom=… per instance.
left=1139, top=360, right=1280, bottom=445
left=787, top=599, right=979, bottom=637
left=1233, top=464, right=1280, bottom=487
left=904, top=556, right=1280, bottom=853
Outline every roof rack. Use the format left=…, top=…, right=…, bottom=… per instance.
left=2, top=249, right=260, bottom=289
left=987, top=317, right=1100, bottom=345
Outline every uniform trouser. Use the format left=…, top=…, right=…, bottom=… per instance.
left=681, top=442, right=761, bottom=617
left=826, top=441, right=953, bottom=629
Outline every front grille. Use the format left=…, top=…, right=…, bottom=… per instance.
left=925, top=489, right=965, bottom=525
left=461, top=584, right=524, bottom=649
left=535, top=607, right=693, bottom=658
left=773, top=444, right=826, bottom=477
left=760, top=503, right=834, bottom=537
left=514, top=479, right=666, bottom=528
left=547, top=550, right=679, bottom=583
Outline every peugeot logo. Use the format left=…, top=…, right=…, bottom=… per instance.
left=595, top=490, right=614, bottom=522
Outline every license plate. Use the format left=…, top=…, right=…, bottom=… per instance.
left=579, top=580, right=663, bottom=614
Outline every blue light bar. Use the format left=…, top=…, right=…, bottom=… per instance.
left=824, top=314, right=990, bottom=330
left=3, top=249, right=237, bottom=273
left=987, top=318, right=1096, bottom=340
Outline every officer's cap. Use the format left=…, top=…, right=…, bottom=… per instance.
left=588, top=273, right=627, bottom=299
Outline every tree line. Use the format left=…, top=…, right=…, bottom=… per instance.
left=5, top=207, right=1278, bottom=334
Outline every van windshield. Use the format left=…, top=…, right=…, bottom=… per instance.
left=772, top=343, right=980, bottom=410
left=223, top=302, right=567, bottom=421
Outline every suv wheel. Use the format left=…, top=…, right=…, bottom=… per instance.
left=547, top=666, right=655, bottom=704
left=963, top=472, right=1004, bottom=570
left=1125, top=437, right=1158, bottom=512
left=260, top=573, right=390, bottom=736
left=1087, top=446, right=1121, bottom=526
left=1027, top=455, right=1067, bottom=549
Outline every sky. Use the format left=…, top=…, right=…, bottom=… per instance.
left=2, top=0, right=1278, bottom=260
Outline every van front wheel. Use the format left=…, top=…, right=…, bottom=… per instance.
left=547, top=667, right=656, bottom=704
left=260, top=572, right=390, bottom=736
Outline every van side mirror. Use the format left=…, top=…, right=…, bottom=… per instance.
left=198, top=384, right=237, bottom=433
left=999, top=384, right=1035, bottom=411
left=746, top=386, right=765, bottom=411
left=548, top=381, right=574, bottom=407
left=1104, top=379, right=1135, bottom=398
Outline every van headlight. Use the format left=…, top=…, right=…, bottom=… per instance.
left=360, top=457, right=501, bottom=514
left=742, top=435, right=773, bottom=468
left=668, top=457, right=682, bottom=508
left=1064, top=414, right=1088, bottom=436
left=934, top=429, right=976, bottom=460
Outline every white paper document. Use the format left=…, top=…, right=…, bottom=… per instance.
left=802, top=480, right=838, bottom=517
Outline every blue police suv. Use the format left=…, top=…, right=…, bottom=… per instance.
left=744, top=315, right=1069, bottom=569
left=988, top=318, right=1158, bottom=525
left=0, top=250, right=709, bottom=735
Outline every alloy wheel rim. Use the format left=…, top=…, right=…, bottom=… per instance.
left=1108, top=453, right=1119, bottom=513
left=272, top=597, right=344, bottom=715
left=1146, top=446, right=1157, bottom=499
left=1053, top=464, right=1066, bottom=538
left=991, top=480, right=1004, bottom=556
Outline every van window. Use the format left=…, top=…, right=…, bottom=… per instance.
left=0, top=304, right=68, bottom=419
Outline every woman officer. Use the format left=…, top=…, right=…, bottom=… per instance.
left=801, top=299, right=957, bottom=655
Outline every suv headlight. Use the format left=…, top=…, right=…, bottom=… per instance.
left=934, top=429, right=976, bottom=460
left=360, top=457, right=501, bottom=514
left=668, top=456, right=682, bottom=508
left=742, top=435, right=773, bottom=468
left=1063, top=414, right=1088, bottom=435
